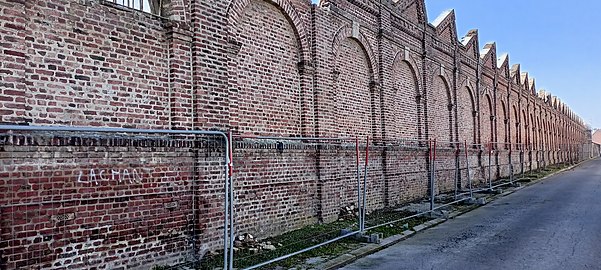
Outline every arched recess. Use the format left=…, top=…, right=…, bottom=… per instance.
left=550, top=116, right=556, bottom=150
left=536, top=116, right=542, bottom=150
left=430, top=75, right=453, bottom=143
left=391, top=56, right=421, bottom=140
left=530, top=114, right=536, bottom=150
left=228, top=0, right=309, bottom=53
left=522, top=110, right=529, bottom=149
left=457, top=85, right=476, bottom=144
left=481, top=94, right=494, bottom=145
left=332, top=31, right=375, bottom=138
left=331, top=26, right=379, bottom=81
left=499, top=100, right=508, bottom=148
left=228, top=0, right=309, bottom=135
left=512, top=105, right=520, bottom=147
left=544, top=118, right=550, bottom=150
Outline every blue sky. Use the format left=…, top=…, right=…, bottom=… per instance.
left=424, top=0, right=601, bottom=129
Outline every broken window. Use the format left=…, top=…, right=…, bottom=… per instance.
left=108, top=0, right=163, bottom=16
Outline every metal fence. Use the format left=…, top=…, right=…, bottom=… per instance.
left=1, top=125, right=590, bottom=270
left=228, top=135, right=364, bottom=270
left=0, top=125, right=231, bottom=269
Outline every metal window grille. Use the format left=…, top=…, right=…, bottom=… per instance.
left=108, top=0, right=163, bottom=16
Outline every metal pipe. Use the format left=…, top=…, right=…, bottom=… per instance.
left=454, top=143, right=459, bottom=200
left=228, top=131, right=234, bottom=270
left=241, top=230, right=361, bottom=270
left=356, top=137, right=361, bottom=232
left=233, top=135, right=354, bottom=141
left=223, top=144, right=230, bottom=270
left=361, top=136, right=369, bottom=232
left=364, top=197, right=470, bottom=231
left=428, top=139, right=432, bottom=211
left=488, top=142, right=492, bottom=190
left=433, top=140, right=437, bottom=208
left=242, top=194, right=470, bottom=269
left=430, top=140, right=437, bottom=211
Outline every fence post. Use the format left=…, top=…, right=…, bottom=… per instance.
left=360, top=136, right=369, bottom=232
left=488, top=142, right=492, bottom=190
left=355, top=137, right=361, bottom=232
left=464, top=140, right=472, bottom=198
left=429, top=140, right=437, bottom=211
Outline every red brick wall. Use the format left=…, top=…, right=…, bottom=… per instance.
left=0, top=132, right=224, bottom=269
left=230, top=0, right=303, bottom=136
left=0, top=0, right=591, bottom=268
left=232, top=141, right=319, bottom=238
left=457, top=86, right=476, bottom=143
left=429, top=75, right=452, bottom=142
left=1, top=1, right=175, bottom=129
left=335, top=38, right=373, bottom=138
left=389, top=60, right=420, bottom=140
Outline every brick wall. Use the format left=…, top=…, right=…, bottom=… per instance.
left=0, top=0, right=591, bottom=268
left=0, top=132, right=228, bottom=269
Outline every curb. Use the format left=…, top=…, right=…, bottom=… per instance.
left=317, top=160, right=587, bottom=270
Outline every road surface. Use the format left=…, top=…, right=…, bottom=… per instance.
left=340, top=159, right=601, bottom=270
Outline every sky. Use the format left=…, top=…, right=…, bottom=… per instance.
left=424, top=0, right=601, bottom=129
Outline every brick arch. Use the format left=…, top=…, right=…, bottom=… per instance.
left=333, top=34, right=375, bottom=138
left=227, top=0, right=309, bottom=62
left=391, top=50, right=422, bottom=90
left=499, top=99, right=508, bottom=146
left=456, top=84, right=476, bottom=143
left=530, top=113, right=536, bottom=149
left=434, top=69, right=454, bottom=97
left=430, top=67, right=453, bottom=101
left=481, top=94, right=494, bottom=144
left=512, top=105, right=520, bottom=144
left=390, top=55, right=421, bottom=139
left=536, top=115, right=542, bottom=149
left=543, top=116, right=550, bottom=149
left=433, top=74, right=452, bottom=105
left=551, top=117, right=557, bottom=149
left=522, top=109, right=528, bottom=148
left=430, top=75, right=453, bottom=142
left=331, top=25, right=378, bottom=83
left=228, top=0, right=306, bottom=136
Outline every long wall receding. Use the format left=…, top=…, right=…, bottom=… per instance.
left=0, top=0, right=591, bottom=268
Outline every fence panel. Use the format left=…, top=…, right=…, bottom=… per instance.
left=229, top=136, right=362, bottom=269
left=0, top=126, right=228, bottom=269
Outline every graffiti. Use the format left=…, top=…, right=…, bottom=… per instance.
left=76, top=168, right=145, bottom=185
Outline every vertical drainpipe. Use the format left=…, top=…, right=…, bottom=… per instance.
left=377, top=1, right=388, bottom=207
left=492, top=69, right=498, bottom=180
left=310, top=3, right=324, bottom=223
left=452, top=42, right=459, bottom=190
left=475, top=58, right=481, bottom=167
left=167, top=33, right=173, bottom=129
left=421, top=18, right=431, bottom=198
left=190, top=3, right=196, bottom=131
left=507, top=75, right=512, bottom=175
left=188, top=0, right=198, bottom=263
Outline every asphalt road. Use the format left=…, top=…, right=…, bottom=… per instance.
left=340, top=159, right=601, bottom=270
